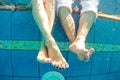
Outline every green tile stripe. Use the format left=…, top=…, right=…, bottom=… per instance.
left=0, top=40, right=120, bottom=51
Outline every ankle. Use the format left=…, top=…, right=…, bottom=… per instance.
left=75, top=35, right=85, bottom=43
left=44, top=39, right=57, bottom=49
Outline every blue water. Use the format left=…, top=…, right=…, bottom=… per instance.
left=0, top=0, right=120, bottom=80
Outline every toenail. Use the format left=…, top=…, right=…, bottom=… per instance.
left=65, top=64, right=69, bottom=68
left=58, top=68, right=64, bottom=70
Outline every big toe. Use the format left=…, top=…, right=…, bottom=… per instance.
left=88, top=48, right=95, bottom=56
left=84, top=48, right=95, bottom=62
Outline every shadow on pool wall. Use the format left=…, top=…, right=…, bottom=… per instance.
left=0, top=0, right=120, bottom=80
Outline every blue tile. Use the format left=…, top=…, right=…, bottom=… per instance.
left=113, top=22, right=120, bottom=44
left=0, top=50, right=12, bottom=75
left=91, top=52, right=111, bottom=74
left=116, top=2, right=120, bottom=14
left=0, top=76, right=13, bottom=80
left=12, top=51, right=39, bottom=77
left=90, top=74, right=109, bottom=80
left=110, top=52, right=120, bottom=72
left=39, top=52, right=68, bottom=77
left=86, top=25, right=95, bottom=43
left=67, top=76, right=89, bottom=80
left=4, top=0, right=11, bottom=3
left=94, top=18, right=114, bottom=44
left=52, top=18, right=69, bottom=42
left=14, top=77, right=39, bottom=80
left=99, top=0, right=117, bottom=14
left=109, top=72, right=120, bottom=80
left=13, top=0, right=30, bottom=4
left=0, top=11, right=11, bottom=39
left=67, top=52, right=92, bottom=76
left=11, top=11, right=39, bottom=40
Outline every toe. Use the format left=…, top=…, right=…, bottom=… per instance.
left=37, top=57, right=51, bottom=63
left=52, top=61, right=58, bottom=68
left=88, top=48, right=95, bottom=56
left=83, top=48, right=95, bottom=62
left=65, top=63, right=69, bottom=68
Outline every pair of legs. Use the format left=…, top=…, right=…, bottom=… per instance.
left=31, top=0, right=69, bottom=69
left=58, top=0, right=99, bottom=61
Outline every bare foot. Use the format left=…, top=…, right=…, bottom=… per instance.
left=69, top=41, right=94, bottom=62
left=45, top=40, right=69, bottom=69
left=37, top=43, right=51, bottom=63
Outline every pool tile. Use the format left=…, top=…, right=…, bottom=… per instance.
left=0, top=50, right=12, bottom=75
left=99, top=0, right=117, bottom=14
left=12, top=50, right=39, bottom=77
left=113, top=22, right=120, bottom=44
left=0, top=76, right=13, bottom=80
left=13, top=0, right=30, bottom=4
left=110, top=52, right=120, bottom=72
left=0, top=11, right=11, bottom=39
left=109, top=72, right=120, bottom=80
left=86, top=25, right=95, bottom=43
left=52, top=19, right=69, bottom=42
left=90, top=74, right=109, bottom=80
left=91, top=52, right=111, bottom=74
left=67, top=52, right=92, bottom=76
left=14, top=77, right=39, bottom=80
left=11, top=11, right=39, bottom=40
left=67, top=76, right=89, bottom=80
left=94, top=18, right=114, bottom=44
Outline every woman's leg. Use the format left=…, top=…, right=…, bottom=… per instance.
left=37, top=0, right=56, bottom=63
left=32, top=0, right=69, bottom=69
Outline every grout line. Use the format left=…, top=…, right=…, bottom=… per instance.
left=10, top=7, right=14, bottom=80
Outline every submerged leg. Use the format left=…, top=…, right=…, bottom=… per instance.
left=37, top=0, right=56, bottom=63
left=58, top=6, right=85, bottom=60
left=32, top=0, right=69, bottom=69
left=69, top=12, right=96, bottom=61
left=59, top=6, right=76, bottom=42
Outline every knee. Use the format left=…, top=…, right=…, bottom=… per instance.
left=58, top=6, right=71, bottom=19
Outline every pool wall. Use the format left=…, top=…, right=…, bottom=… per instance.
left=0, top=0, right=120, bottom=80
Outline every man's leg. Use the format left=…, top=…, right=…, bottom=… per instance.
left=58, top=6, right=85, bottom=60
left=69, top=11, right=96, bottom=61
left=32, top=0, right=69, bottom=69
left=59, top=7, right=76, bottom=42
left=69, top=0, right=99, bottom=61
